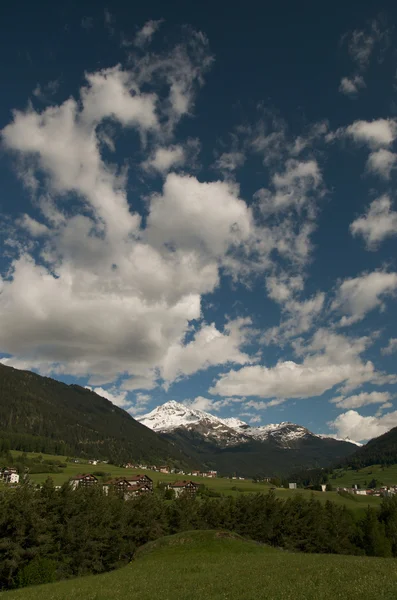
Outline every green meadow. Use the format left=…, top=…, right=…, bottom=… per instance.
left=3, top=530, right=397, bottom=600
left=10, top=450, right=382, bottom=514
left=331, top=464, right=397, bottom=489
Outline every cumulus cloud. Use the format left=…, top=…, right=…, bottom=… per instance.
left=160, top=318, right=255, bottom=385
left=329, top=409, right=397, bottom=442
left=0, top=33, right=241, bottom=389
left=327, top=119, right=397, bottom=151
left=350, top=196, right=397, bottom=248
left=330, top=391, right=392, bottom=409
left=211, top=328, right=395, bottom=399
left=147, top=173, right=252, bottom=257
left=339, top=75, right=366, bottom=96
left=366, top=149, right=397, bottom=179
left=86, top=386, right=130, bottom=408
left=332, top=270, right=397, bottom=325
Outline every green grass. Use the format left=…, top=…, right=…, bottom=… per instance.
left=10, top=450, right=382, bottom=513
left=331, top=464, right=397, bottom=489
left=3, top=530, right=397, bottom=599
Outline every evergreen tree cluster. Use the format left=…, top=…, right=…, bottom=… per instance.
left=338, top=427, right=397, bottom=469
left=1, top=481, right=397, bottom=591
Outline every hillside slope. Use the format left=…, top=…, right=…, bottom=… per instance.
left=3, top=531, right=397, bottom=600
left=139, top=401, right=358, bottom=476
left=339, top=426, right=397, bottom=469
left=0, top=364, right=192, bottom=466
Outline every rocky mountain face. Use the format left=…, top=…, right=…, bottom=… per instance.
left=138, top=401, right=359, bottom=477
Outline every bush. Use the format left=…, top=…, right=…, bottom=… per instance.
left=17, top=558, right=57, bottom=588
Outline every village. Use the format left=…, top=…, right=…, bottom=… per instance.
left=1, top=461, right=397, bottom=499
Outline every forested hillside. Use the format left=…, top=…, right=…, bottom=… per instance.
left=339, top=427, right=397, bottom=469
left=0, top=364, right=192, bottom=466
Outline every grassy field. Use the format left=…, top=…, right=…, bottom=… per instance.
left=10, top=450, right=382, bottom=514
left=331, top=464, right=397, bottom=489
left=3, top=530, right=397, bottom=599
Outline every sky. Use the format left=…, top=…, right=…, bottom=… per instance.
left=1, top=1, right=397, bottom=442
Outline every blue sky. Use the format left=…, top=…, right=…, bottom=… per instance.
left=1, top=1, right=397, bottom=442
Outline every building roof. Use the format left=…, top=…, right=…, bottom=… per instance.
left=169, top=480, right=199, bottom=488
left=71, top=473, right=98, bottom=481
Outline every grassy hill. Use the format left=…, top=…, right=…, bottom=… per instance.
left=331, top=464, right=397, bottom=489
left=0, top=364, right=192, bottom=467
left=3, top=530, right=397, bottom=600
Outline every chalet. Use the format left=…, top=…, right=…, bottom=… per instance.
left=167, top=480, right=199, bottom=498
left=124, top=463, right=136, bottom=469
left=202, top=470, right=217, bottom=478
left=125, top=484, right=152, bottom=498
left=159, top=466, right=170, bottom=474
left=125, top=474, right=153, bottom=490
left=103, top=478, right=132, bottom=495
left=69, top=474, right=98, bottom=490
left=1, top=468, right=19, bottom=484
left=88, top=459, right=98, bottom=466
left=191, top=470, right=201, bottom=477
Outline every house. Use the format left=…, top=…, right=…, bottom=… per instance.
left=69, top=474, right=98, bottom=490
left=125, top=474, right=153, bottom=490
left=289, top=483, right=297, bottom=490
left=320, top=484, right=326, bottom=492
left=159, top=466, right=170, bottom=474
left=125, top=484, right=152, bottom=498
left=202, top=470, right=217, bottom=478
left=1, top=467, right=19, bottom=484
left=103, top=478, right=132, bottom=495
left=88, top=459, right=98, bottom=466
left=191, top=470, right=201, bottom=477
left=167, top=480, right=199, bottom=498
left=124, top=463, right=136, bottom=469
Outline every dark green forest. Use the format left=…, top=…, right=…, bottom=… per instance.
left=1, top=481, right=397, bottom=591
left=338, top=427, right=397, bottom=469
left=0, top=364, right=192, bottom=467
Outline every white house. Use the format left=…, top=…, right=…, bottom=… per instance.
left=8, top=472, right=19, bottom=484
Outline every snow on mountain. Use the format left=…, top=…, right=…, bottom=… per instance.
left=138, top=401, right=358, bottom=448
left=318, top=434, right=363, bottom=447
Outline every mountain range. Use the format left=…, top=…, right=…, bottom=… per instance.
left=138, top=401, right=360, bottom=476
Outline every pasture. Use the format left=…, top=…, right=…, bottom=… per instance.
left=3, top=530, right=397, bottom=599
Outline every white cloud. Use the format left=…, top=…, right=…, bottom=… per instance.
left=382, top=338, right=397, bottom=356
left=350, top=196, right=397, bottom=249
left=339, top=75, right=366, bottom=96
left=327, top=119, right=397, bottom=150
left=329, top=409, right=397, bottom=442
left=215, top=151, right=246, bottom=172
left=134, top=19, right=163, bottom=48
left=366, top=149, right=397, bottom=179
left=86, top=386, right=130, bottom=408
left=211, top=328, right=395, bottom=399
left=330, top=391, right=392, bottom=409
left=160, top=318, right=254, bottom=385
left=127, top=392, right=152, bottom=416
left=142, top=145, right=185, bottom=173
left=332, top=270, right=397, bottom=325
left=346, top=119, right=397, bottom=148
left=17, top=214, right=49, bottom=237
left=147, top=173, right=252, bottom=257
left=256, top=159, right=322, bottom=214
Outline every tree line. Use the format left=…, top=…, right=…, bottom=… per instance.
left=1, top=480, right=397, bottom=591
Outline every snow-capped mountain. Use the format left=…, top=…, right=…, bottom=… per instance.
left=138, top=401, right=359, bottom=477
left=138, top=401, right=355, bottom=448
